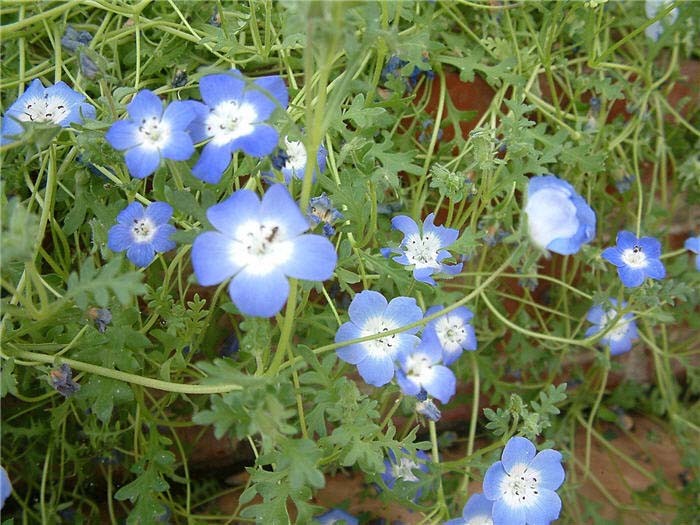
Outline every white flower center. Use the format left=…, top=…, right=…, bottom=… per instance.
left=206, top=100, right=257, bottom=146
left=600, top=309, right=631, bottom=341
left=137, top=116, right=170, bottom=149
left=131, top=218, right=157, bottom=243
left=361, top=316, right=399, bottom=358
left=499, top=463, right=541, bottom=508
left=404, top=232, right=442, bottom=269
left=19, top=94, right=70, bottom=124
left=391, top=457, right=420, bottom=482
left=435, top=315, right=468, bottom=352
left=525, top=187, right=579, bottom=249
left=283, top=137, right=307, bottom=171
left=620, top=245, right=648, bottom=268
left=230, top=220, right=293, bottom=276
left=404, top=352, right=433, bottom=385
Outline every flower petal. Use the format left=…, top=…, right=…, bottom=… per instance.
left=144, top=202, right=173, bottom=224
left=618, top=265, right=645, bottom=287
left=348, top=290, right=388, bottom=326
left=524, top=488, right=562, bottom=525
left=638, top=236, right=662, bottom=258
left=192, top=231, right=241, bottom=286
left=124, top=146, right=161, bottom=179
left=150, top=224, right=176, bottom=253
left=501, top=436, right=536, bottom=474
left=159, top=130, right=195, bottom=161
left=191, top=141, right=232, bottom=184
left=391, top=215, right=419, bottom=237
left=116, top=202, right=145, bottom=224
left=616, top=230, right=638, bottom=250
left=644, top=258, right=666, bottom=280
left=161, top=100, right=196, bottom=130
left=528, top=449, right=565, bottom=490
left=126, top=243, right=156, bottom=267
left=384, top=297, right=423, bottom=331
left=228, top=267, right=289, bottom=317
left=206, top=189, right=261, bottom=235
left=232, top=124, right=279, bottom=158
left=285, top=234, right=337, bottom=281
left=199, top=73, right=245, bottom=108
left=483, top=461, right=507, bottom=500
left=259, top=184, right=309, bottom=237
left=252, top=75, right=289, bottom=110
left=126, top=90, right=163, bottom=121
left=601, top=246, right=624, bottom=266
left=463, top=493, right=494, bottom=521
left=492, top=499, right=526, bottom=525
left=107, top=224, right=133, bottom=252
left=356, top=353, right=395, bottom=387
left=396, top=369, right=421, bottom=396
left=242, top=89, right=280, bottom=122
left=423, top=364, right=456, bottom=403
left=105, top=120, right=140, bottom=150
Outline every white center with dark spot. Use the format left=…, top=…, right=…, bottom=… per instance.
left=206, top=100, right=256, bottom=145
left=231, top=220, right=293, bottom=275
left=621, top=245, right=648, bottom=268
left=391, top=457, right=420, bottom=482
left=20, top=94, right=70, bottom=124
left=403, top=232, right=442, bottom=270
left=137, top=115, right=170, bottom=149
left=283, top=137, right=307, bottom=172
left=361, top=317, right=399, bottom=358
left=499, top=463, right=541, bottom=507
left=131, top=218, right=156, bottom=243
left=434, top=315, right=468, bottom=352
left=404, top=352, right=433, bottom=386
left=600, top=309, right=631, bottom=341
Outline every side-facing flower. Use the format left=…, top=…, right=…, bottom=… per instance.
left=524, top=175, right=596, bottom=255
left=307, top=193, right=343, bottom=237
left=192, top=184, right=336, bottom=317
left=1, top=79, right=96, bottom=145
left=0, top=466, right=10, bottom=510
left=107, top=201, right=177, bottom=267
left=445, top=493, right=494, bottom=525
left=271, top=136, right=327, bottom=184
left=335, top=290, right=422, bottom=387
left=188, top=69, right=288, bottom=183
left=396, top=340, right=456, bottom=404
left=684, top=236, right=700, bottom=271
left=105, top=90, right=196, bottom=179
left=314, top=509, right=358, bottom=525
left=49, top=363, right=80, bottom=397
left=381, top=449, right=430, bottom=490
left=645, top=0, right=679, bottom=41
left=483, top=436, right=565, bottom=525
left=389, top=213, right=463, bottom=285
left=601, top=230, right=666, bottom=287
left=585, top=299, right=638, bottom=355
left=423, top=305, right=477, bottom=365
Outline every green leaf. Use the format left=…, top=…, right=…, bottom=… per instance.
left=1, top=358, right=18, bottom=397
left=66, top=257, right=145, bottom=310
left=78, top=376, right=133, bottom=423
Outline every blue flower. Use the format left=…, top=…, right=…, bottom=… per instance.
left=105, top=90, right=197, bottom=179
left=445, top=493, right=494, bottom=525
left=192, top=184, right=336, bottom=317
left=415, top=395, right=442, bottom=422
left=61, top=24, right=93, bottom=52
left=188, top=69, right=289, bottom=183
left=107, top=201, right=177, bottom=267
left=601, top=231, right=666, bottom=287
left=483, top=436, right=565, bottom=525
left=1, top=79, right=96, bottom=145
left=314, top=509, right=358, bottom=525
left=684, top=236, right=700, bottom=271
left=645, top=0, right=679, bottom=41
left=272, top=136, right=328, bottom=184
left=524, top=175, right=596, bottom=255
left=381, top=448, right=430, bottom=490
left=585, top=299, right=638, bottom=355
left=335, top=290, right=422, bottom=387
left=0, top=466, right=11, bottom=510
left=307, top=193, right=343, bottom=237
left=388, top=213, right=463, bottom=286
left=396, top=339, right=456, bottom=403
left=423, top=305, right=477, bottom=365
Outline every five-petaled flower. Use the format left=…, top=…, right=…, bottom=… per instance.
left=524, top=175, right=596, bottom=255
left=105, top=89, right=197, bottom=179
left=1, top=79, right=95, bottom=145
left=683, top=236, right=700, bottom=271
left=188, top=69, right=288, bottom=183
left=445, top=493, right=494, bottom=525
left=335, top=290, right=422, bottom=387
left=585, top=299, right=638, bottom=355
left=381, top=448, right=430, bottom=491
left=422, top=305, right=477, bottom=365
left=601, top=231, right=666, bottom=287
left=107, top=201, right=177, bottom=267
left=388, top=213, right=463, bottom=285
left=192, top=184, right=337, bottom=317
left=483, top=436, right=565, bottom=525
left=396, top=339, right=456, bottom=403
left=270, top=136, right=327, bottom=184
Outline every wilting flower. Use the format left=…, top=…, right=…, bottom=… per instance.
left=87, top=307, right=112, bottom=333
left=524, top=175, right=596, bottom=255
left=270, top=136, right=327, bottom=184
left=105, top=90, right=197, bottom=179
left=192, top=184, right=336, bottom=317
left=188, top=69, right=288, bottom=183
left=107, top=201, right=177, bottom=267
left=314, top=509, right=358, bottom=525
left=0, top=466, right=10, bottom=510
left=50, top=363, right=80, bottom=397
left=415, top=394, right=442, bottom=422
left=585, top=299, right=638, bottom=355
left=61, top=24, right=93, bottom=52
left=602, top=231, right=666, bottom=287
left=396, top=339, right=456, bottom=403
left=683, top=236, right=700, bottom=271
left=307, top=193, right=343, bottom=237
left=645, top=0, right=679, bottom=41
left=335, top=290, right=422, bottom=387
left=483, top=436, right=565, bottom=525
left=445, top=493, right=494, bottom=525
left=422, top=305, right=477, bottom=365
left=1, top=79, right=95, bottom=145
left=381, top=449, right=430, bottom=490
left=388, top=213, right=463, bottom=285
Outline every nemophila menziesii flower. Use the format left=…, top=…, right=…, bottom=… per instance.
left=0, top=465, right=10, bottom=510
left=645, top=0, right=679, bottom=40
left=585, top=299, right=638, bottom=356
left=524, top=175, right=596, bottom=255
left=314, top=508, right=358, bottom=525
left=105, top=90, right=196, bottom=179
left=270, top=136, right=328, bottom=184
left=685, top=236, right=700, bottom=271
left=483, top=436, right=565, bottom=525
left=107, top=201, right=177, bottom=267
left=188, top=69, right=288, bottom=184
left=307, top=193, right=343, bottom=237
left=381, top=449, right=430, bottom=490
left=423, top=305, right=477, bottom=365
left=389, top=213, right=463, bottom=285
left=396, top=339, right=456, bottom=403
left=445, top=493, right=494, bottom=525
left=1, top=79, right=95, bottom=145
left=335, top=290, right=422, bottom=387
left=601, top=231, right=666, bottom=288
left=192, top=184, right=336, bottom=317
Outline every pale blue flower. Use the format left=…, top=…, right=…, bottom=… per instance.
left=602, top=231, right=666, bottom=287
left=314, top=509, right=358, bottom=525
left=0, top=466, right=11, bottom=510
left=105, top=89, right=197, bottom=178
left=524, top=175, right=596, bottom=255
left=645, top=0, right=679, bottom=41
left=192, top=184, right=336, bottom=317
left=445, top=493, right=494, bottom=525
left=423, top=305, right=477, bottom=365
left=684, top=236, right=700, bottom=271
left=381, top=448, right=430, bottom=490
left=585, top=299, right=638, bottom=355
left=396, top=339, right=456, bottom=403
left=483, top=436, right=565, bottom=525
left=271, top=136, right=327, bottom=184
